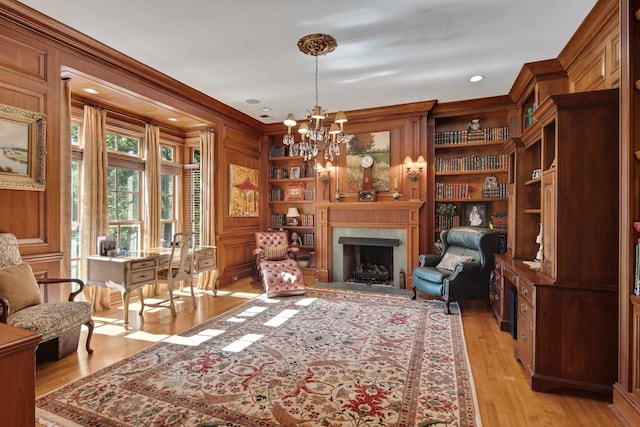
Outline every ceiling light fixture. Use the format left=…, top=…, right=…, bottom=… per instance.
left=82, top=87, right=99, bottom=94
left=283, top=33, right=348, bottom=162
left=469, top=75, right=484, bottom=83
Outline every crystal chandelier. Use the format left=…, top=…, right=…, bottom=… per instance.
left=283, top=34, right=349, bottom=162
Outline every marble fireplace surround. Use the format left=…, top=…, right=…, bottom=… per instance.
left=315, top=201, right=424, bottom=289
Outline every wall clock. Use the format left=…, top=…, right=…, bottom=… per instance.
left=359, top=155, right=375, bottom=201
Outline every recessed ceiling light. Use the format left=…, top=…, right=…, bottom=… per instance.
left=246, top=99, right=260, bottom=104
left=260, top=107, right=271, bottom=112
left=167, top=117, right=179, bottom=122
left=82, top=87, right=99, bottom=94
left=469, top=75, right=484, bottom=83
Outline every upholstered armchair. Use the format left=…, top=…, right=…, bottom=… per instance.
left=412, top=226, right=500, bottom=313
left=253, top=231, right=305, bottom=297
left=0, top=233, right=94, bottom=360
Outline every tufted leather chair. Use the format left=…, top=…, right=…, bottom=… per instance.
left=0, top=232, right=94, bottom=360
left=253, top=231, right=305, bottom=297
left=412, top=226, right=499, bottom=313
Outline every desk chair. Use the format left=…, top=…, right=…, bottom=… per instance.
left=153, top=232, right=197, bottom=316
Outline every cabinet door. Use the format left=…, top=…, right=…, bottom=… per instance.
left=541, top=171, right=555, bottom=279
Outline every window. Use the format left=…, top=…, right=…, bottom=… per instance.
left=106, top=131, right=140, bottom=156
left=160, top=172, right=176, bottom=243
left=107, top=165, right=141, bottom=252
left=70, top=121, right=83, bottom=277
left=161, top=145, right=174, bottom=162
left=185, top=148, right=201, bottom=246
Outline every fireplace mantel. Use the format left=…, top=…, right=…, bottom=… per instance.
left=314, top=200, right=424, bottom=287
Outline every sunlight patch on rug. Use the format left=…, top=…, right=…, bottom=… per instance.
left=36, top=288, right=481, bottom=426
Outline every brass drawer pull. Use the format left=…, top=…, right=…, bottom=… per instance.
left=521, top=332, right=528, bottom=341
left=520, top=303, right=527, bottom=312
left=520, top=286, right=528, bottom=295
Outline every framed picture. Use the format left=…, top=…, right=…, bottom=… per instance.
left=228, top=164, right=259, bottom=217
left=345, top=131, right=391, bottom=193
left=462, top=202, right=489, bottom=227
left=286, top=182, right=305, bottom=201
left=0, top=103, right=47, bottom=191
left=290, top=166, right=301, bottom=179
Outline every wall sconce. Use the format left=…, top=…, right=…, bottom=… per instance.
left=286, top=207, right=300, bottom=226
left=317, top=161, right=333, bottom=184
left=404, top=155, right=426, bottom=182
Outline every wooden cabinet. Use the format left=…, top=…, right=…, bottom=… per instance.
left=495, top=254, right=617, bottom=393
left=268, top=146, right=317, bottom=273
left=430, top=101, right=516, bottom=252
left=0, top=323, right=41, bottom=426
left=495, top=87, right=620, bottom=394
left=614, top=1, right=640, bottom=424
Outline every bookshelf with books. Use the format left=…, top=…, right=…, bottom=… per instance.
left=430, top=102, right=515, bottom=251
left=268, top=143, right=317, bottom=270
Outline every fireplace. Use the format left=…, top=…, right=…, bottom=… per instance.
left=315, top=201, right=424, bottom=289
left=332, top=227, right=406, bottom=288
left=339, top=237, right=400, bottom=285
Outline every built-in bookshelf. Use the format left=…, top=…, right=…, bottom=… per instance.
left=430, top=108, right=513, bottom=252
left=267, top=144, right=317, bottom=269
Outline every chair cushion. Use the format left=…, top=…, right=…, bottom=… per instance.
left=413, top=266, right=451, bottom=284
left=0, top=262, right=42, bottom=312
left=7, top=300, right=92, bottom=343
left=436, top=252, right=473, bottom=270
left=264, top=245, right=289, bottom=260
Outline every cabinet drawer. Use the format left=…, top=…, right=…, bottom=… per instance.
left=516, top=315, right=534, bottom=373
left=130, top=268, right=156, bottom=284
left=131, top=260, right=156, bottom=270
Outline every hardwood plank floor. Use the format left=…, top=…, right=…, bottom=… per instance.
left=35, top=278, right=622, bottom=426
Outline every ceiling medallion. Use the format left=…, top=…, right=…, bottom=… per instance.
left=283, top=33, right=348, bottom=163
left=297, top=33, right=337, bottom=57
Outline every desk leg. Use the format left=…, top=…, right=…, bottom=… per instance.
left=138, top=287, right=145, bottom=316
left=121, top=289, right=131, bottom=329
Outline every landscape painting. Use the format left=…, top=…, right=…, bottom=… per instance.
left=0, top=104, right=46, bottom=191
left=345, top=131, right=390, bottom=193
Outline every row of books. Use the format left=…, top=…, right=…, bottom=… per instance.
left=434, top=126, right=510, bottom=145
left=434, top=214, right=461, bottom=231
left=490, top=212, right=508, bottom=232
left=269, top=145, right=289, bottom=158
left=269, top=167, right=289, bottom=180
left=481, top=183, right=508, bottom=198
left=270, top=213, right=315, bottom=227
left=269, top=187, right=285, bottom=201
left=435, top=183, right=471, bottom=199
left=297, top=233, right=315, bottom=246
left=436, top=154, right=509, bottom=172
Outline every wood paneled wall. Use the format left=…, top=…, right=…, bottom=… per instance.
left=0, top=0, right=622, bottom=292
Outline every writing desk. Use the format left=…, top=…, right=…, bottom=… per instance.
left=86, top=246, right=217, bottom=329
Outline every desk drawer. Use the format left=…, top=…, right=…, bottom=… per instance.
left=130, top=268, right=156, bottom=285
left=197, top=256, right=215, bottom=270
left=131, top=260, right=156, bottom=270
left=518, top=292, right=534, bottom=325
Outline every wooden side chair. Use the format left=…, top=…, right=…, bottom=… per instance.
left=153, top=231, right=197, bottom=316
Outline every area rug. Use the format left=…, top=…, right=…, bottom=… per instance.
left=36, top=288, right=481, bottom=427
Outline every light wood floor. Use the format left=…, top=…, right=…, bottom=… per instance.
left=35, top=278, right=622, bottom=426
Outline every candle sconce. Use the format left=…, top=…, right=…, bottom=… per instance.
left=317, top=161, right=333, bottom=185
left=404, top=155, right=426, bottom=182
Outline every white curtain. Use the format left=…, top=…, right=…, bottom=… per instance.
left=80, top=105, right=111, bottom=311
left=142, top=124, right=161, bottom=297
left=60, top=78, right=72, bottom=279
left=198, top=129, right=218, bottom=290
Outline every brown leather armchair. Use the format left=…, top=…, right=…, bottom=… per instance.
left=253, top=231, right=305, bottom=297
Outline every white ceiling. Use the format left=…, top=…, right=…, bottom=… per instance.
left=17, top=0, right=597, bottom=125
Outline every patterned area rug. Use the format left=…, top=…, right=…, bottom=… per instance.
left=36, top=289, right=481, bottom=426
